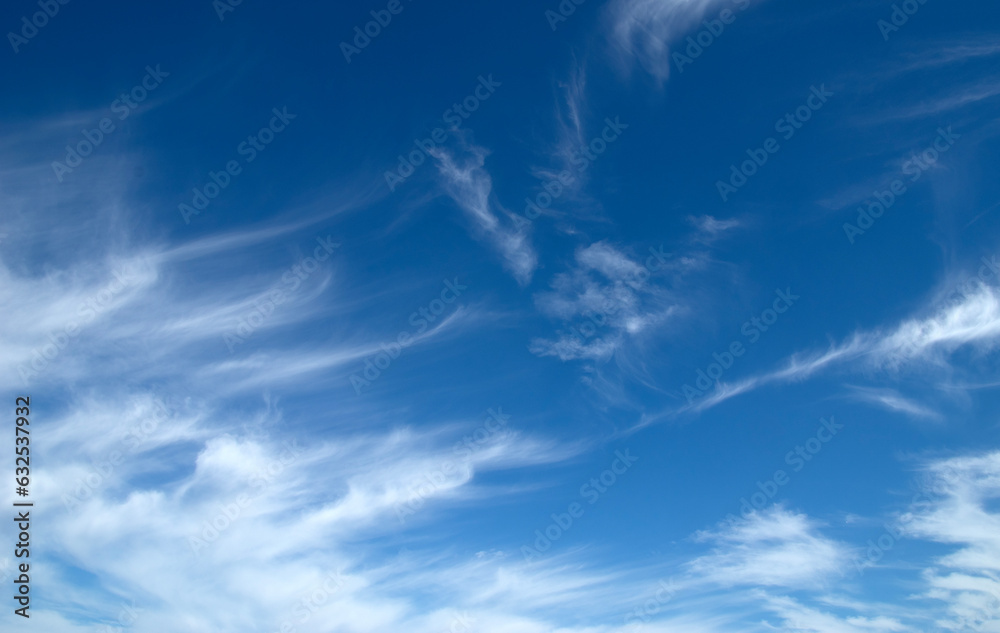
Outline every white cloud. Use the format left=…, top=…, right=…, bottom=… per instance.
left=689, top=215, right=742, bottom=243
left=761, top=595, right=911, bottom=633
left=904, top=452, right=1000, bottom=631
left=689, top=506, right=852, bottom=589
left=430, top=143, right=538, bottom=285
left=6, top=394, right=600, bottom=633
left=686, top=284, right=1000, bottom=414
left=608, top=0, right=756, bottom=81
left=895, top=37, right=1000, bottom=72
left=530, top=241, right=677, bottom=360
left=845, top=386, right=942, bottom=421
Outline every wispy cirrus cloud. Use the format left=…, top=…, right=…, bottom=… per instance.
left=883, top=35, right=1000, bottom=76
left=607, top=0, right=756, bottom=81
left=682, top=284, right=1000, bottom=414
left=849, top=36, right=1000, bottom=127
left=689, top=214, right=743, bottom=244
left=845, top=386, right=943, bottom=421
left=529, top=241, right=679, bottom=361
left=760, top=595, right=911, bottom=633
left=430, top=143, right=538, bottom=285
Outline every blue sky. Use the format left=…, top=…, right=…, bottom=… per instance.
left=2, top=0, right=1000, bottom=631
